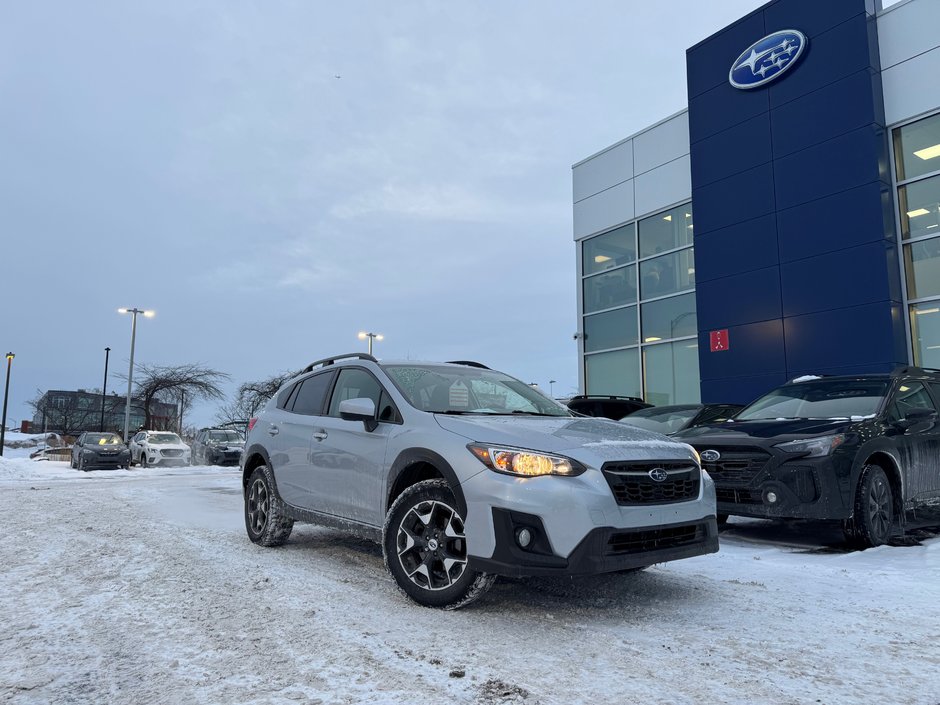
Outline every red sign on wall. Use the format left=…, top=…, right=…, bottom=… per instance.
left=710, top=329, right=729, bottom=352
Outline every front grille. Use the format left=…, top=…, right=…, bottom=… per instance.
left=696, top=446, right=771, bottom=485
left=161, top=449, right=184, bottom=458
left=715, top=487, right=763, bottom=505
left=602, top=461, right=700, bottom=505
left=607, top=522, right=708, bottom=555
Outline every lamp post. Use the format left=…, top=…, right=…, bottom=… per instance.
left=0, top=352, right=14, bottom=457
left=357, top=331, right=383, bottom=356
left=100, top=346, right=111, bottom=432
left=118, top=308, right=154, bottom=441
left=549, top=380, right=557, bottom=398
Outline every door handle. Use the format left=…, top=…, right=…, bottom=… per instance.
left=313, top=431, right=328, bottom=442
left=268, top=424, right=279, bottom=436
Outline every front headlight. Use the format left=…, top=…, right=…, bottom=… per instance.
left=774, top=434, right=846, bottom=457
left=467, top=443, right=585, bottom=477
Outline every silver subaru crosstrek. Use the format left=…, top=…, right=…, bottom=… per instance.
left=241, top=353, right=719, bottom=609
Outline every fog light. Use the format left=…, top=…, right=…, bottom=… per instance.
left=515, top=528, right=533, bottom=548
left=765, top=491, right=778, bottom=504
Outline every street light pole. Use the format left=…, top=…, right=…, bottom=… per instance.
left=118, top=308, right=154, bottom=441
left=549, top=380, right=557, bottom=398
left=100, top=346, right=111, bottom=432
left=357, top=331, right=384, bottom=356
left=0, top=352, right=14, bottom=457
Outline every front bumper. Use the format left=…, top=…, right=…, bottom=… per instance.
left=84, top=454, right=130, bottom=469
left=461, top=464, right=718, bottom=578
left=206, top=448, right=243, bottom=466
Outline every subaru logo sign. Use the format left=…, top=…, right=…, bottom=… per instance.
left=729, top=29, right=807, bottom=90
left=648, top=468, right=668, bottom=483
left=701, top=450, right=721, bottom=463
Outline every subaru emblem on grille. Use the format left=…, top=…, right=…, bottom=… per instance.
left=701, top=450, right=721, bottom=463
left=648, top=468, right=668, bottom=483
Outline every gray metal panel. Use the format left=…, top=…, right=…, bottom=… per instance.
left=882, top=47, right=940, bottom=125
left=573, top=180, right=635, bottom=240
left=572, top=140, right=634, bottom=203
left=878, top=0, right=940, bottom=69
left=633, top=111, right=690, bottom=176
left=634, top=155, right=692, bottom=220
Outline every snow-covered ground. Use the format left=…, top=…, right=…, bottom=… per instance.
left=1, top=456, right=939, bottom=705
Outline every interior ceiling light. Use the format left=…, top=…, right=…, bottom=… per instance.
left=594, top=255, right=611, bottom=263
left=644, top=336, right=662, bottom=343
left=907, top=208, right=931, bottom=218
left=913, top=144, right=940, bottom=160
left=914, top=308, right=940, bottom=315
left=663, top=215, right=672, bottom=222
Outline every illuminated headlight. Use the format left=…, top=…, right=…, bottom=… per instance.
left=467, top=444, right=585, bottom=477
left=774, top=434, right=846, bottom=457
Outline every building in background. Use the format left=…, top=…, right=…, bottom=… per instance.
left=573, top=0, right=940, bottom=405
left=30, top=390, right=178, bottom=436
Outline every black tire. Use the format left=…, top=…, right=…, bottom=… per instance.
left=70, top=456, right=77, bottom=469
left=383, top=479, right=495, bottom=610
left=78, top=455, right=87, bottom=472
left=844, top=464, right=894, bottom=549
left=245, top=464, right=294, bottom=546
left=716, top=513, right=729, bottom=527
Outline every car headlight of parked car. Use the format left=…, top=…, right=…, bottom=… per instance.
left=468, top=444, right=586, bottom=477
left=774, top=434, right=846, bottom=457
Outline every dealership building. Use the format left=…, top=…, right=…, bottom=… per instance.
left=573, top=0, right=940, bottom=407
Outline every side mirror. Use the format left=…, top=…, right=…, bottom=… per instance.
left=339, top=398, right=378, bottom=432
left=898, top=407, right=938, bottom=430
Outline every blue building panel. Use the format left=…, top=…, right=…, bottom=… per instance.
left=693, top=214, right=780, bottom=283
left=776, top=182, right=894, bottom=262
left=690, top=114, right=773, bottom=189
left=701, top=373, right=789, bottom=406
left=780, top=240, right=903, bottom=318
left=688, top=81, right=770, bottom=144
left=698, top=319, right=787, bottom=382
left=695, top=266, right=782, bottom=330
left=763, top=0, right=872, bottom=39
left=686, top=11, right=767, bottom=99
left=691, top=162, right=776, bottom=236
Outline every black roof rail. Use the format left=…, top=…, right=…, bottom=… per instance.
left=895, top=365, right=940, bottom=375
left=302, top=352, right=378, bottom=374
left=445, top=360, right=491, bottom=369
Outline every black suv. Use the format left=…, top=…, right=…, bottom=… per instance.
left=566, top=395, right=651, bottom=420
left=676, top=367, right=940, bottom=547
left=191, top=427, right=245, bottom=466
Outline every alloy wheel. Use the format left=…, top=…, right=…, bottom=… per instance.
left=867, top=474, right=892, bottom=542
left=396, top=500, right=468, bottom=591
left=247, top=478, right=269, bottom=535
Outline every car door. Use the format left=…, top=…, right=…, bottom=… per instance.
left=268, top=371, right=335, bottom=508
left=885, top=380, right=940, bottom=504
left=307, top=367, right=397, bottom=526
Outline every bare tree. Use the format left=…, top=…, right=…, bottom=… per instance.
left=132, top=363, right=230, bottom=430
left=215, top=369, right=300, bottom=426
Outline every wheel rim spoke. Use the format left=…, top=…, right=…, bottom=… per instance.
left=396, top=498, right=468, bottom=591
left=248, top=479, right=269, bottom=533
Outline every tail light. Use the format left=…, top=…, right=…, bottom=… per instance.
left=247, top=417, right=258, bottom=432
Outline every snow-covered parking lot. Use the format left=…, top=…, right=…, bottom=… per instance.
left=1, top=456, right=939, bottom=705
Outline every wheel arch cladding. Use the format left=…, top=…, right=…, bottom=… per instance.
left=242, top=446, right=273, bottom=490
left=864, top=452, right=904, bottom=516
left=386, top=448, right=467, bottom=518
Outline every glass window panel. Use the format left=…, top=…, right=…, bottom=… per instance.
left=582, top=264, right=637, bottom=313
left=638, top=203, right=693, bottom=258
left=904, top=238, right=940, bottom=299
left=911, top=302, right=940, bottom=369
left=585, top=348, right=640, bottom=397
left=894, top=113, right=940, bottom=181
left=642, top=341, right=701, bottom=406
left=640, top=248, right=695, bottom=300
left=583, top=306, right=638, bottom=352
left=582, top=223, right=636, bottom=275
left=898, top=175, right=940, bottom=240
left=641, top=292, right=697, bottom=342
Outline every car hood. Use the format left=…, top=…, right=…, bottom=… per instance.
left=676, top=417, right=863, bottom=444
left=434, top=414, right=697, bottom=464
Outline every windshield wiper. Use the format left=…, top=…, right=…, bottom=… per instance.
left=510, top=410, right=562, bottom=417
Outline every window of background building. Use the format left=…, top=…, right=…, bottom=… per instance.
left=580, top=203, right=699, bottom=402
left=893, top=113, right=940, bottom=368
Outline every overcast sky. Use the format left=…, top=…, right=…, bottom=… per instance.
left=1, top=0, right=772, bottom=429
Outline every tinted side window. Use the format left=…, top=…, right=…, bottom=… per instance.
left=887, top=381, right=937, bottom=421
left=277, top=382, right=299, bottom=410
left=378, top=390, right=401, bottom=423
left=328, top=368, right=383, bottom=418
left=291, top=372, right=334, bottom=416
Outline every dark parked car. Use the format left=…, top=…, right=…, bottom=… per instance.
left=676, top=367, right=940, bottom=547
left=566, top=395, right=651, bottom=420
left=192, top=428, right=245, bottom=466
left=620, top=404, right=743, bottom=435
left=70, top=432, right=131, bottom=471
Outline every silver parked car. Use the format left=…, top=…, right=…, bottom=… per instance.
left=242, top=354, right=718, bottom=609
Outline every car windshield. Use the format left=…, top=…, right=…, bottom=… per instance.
left=85, top=433, right=123, bottom=445
left=736, top=379, right=889, bottom=420
left=384, top=364, right=572, bottom=416
left=149, top=433, right=182, bottom=444
left=620, top=406, right=700, bottom=434
left=208, top=431, right=242, bottom=442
